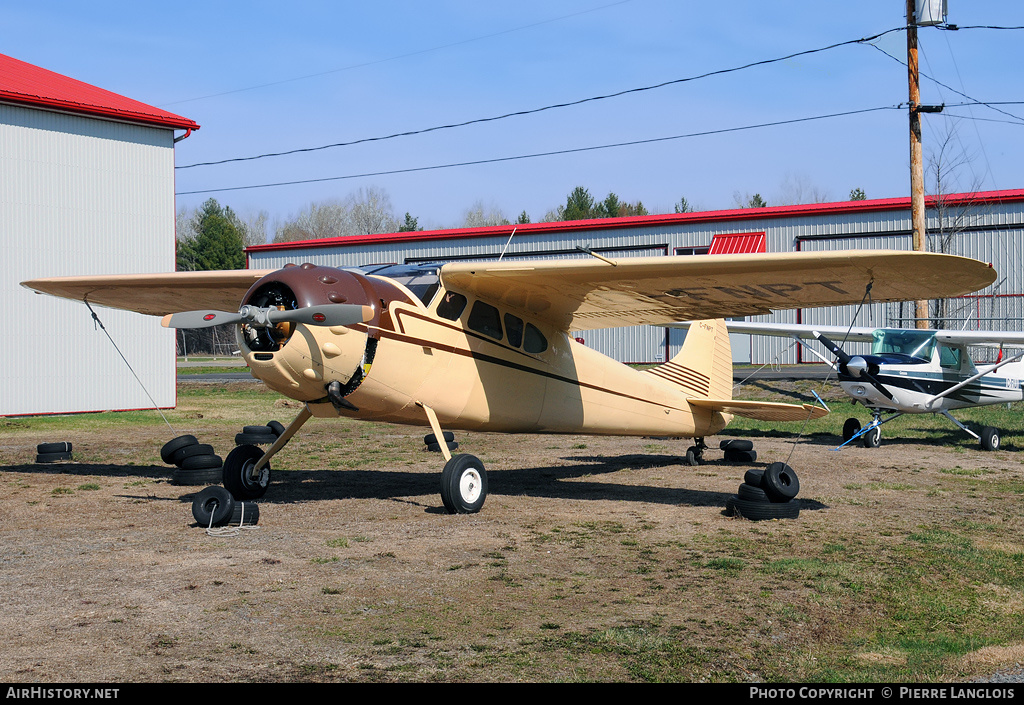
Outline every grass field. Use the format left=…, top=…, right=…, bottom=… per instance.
left=1, top=380, right=1023, bottom=682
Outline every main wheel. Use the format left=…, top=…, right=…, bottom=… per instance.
left=862, top=426, right=881, bottom=448
left=761, top=462, right=800, bottom=502
left=440, top=454, right=487, bottom=514
left=842, top=418, right=861, bottom=443
left=980, top=426, right=1000, bottom=451
left=223, top=444, right=271, bottom=500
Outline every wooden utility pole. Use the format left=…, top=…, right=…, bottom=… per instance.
left=907, top=0, right=929, bottom=329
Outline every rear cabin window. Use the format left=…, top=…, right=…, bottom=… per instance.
left=524, top=323, right=548, bottom=353
left=436, top=292, right=467, bottom=320
left=939, top=345, right=961, bottom=369
left=468, top=301, right=504, bottom=340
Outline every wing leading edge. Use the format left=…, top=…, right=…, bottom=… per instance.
left=440, top=250, right=995, bottom=332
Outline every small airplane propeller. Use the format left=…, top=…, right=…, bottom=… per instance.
left=161, top=303, right=373, bottom=330
left=813, top=331, right=896, bottom=402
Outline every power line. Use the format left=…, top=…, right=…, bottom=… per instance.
left=176, top=105, right=901, bottom=196
left=176, top=26, right=907, bottom=171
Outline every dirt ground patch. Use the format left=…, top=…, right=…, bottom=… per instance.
left=1, top=382, right=1023, bottom=683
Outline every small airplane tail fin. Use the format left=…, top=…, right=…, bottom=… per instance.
left=645, top=319, right=733, bottom=400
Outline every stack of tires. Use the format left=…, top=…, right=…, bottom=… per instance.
left=191, top=485, right=259, bottom=528
left=235, top=421, right=285, bottom=446
left=725, top=462, right=801, bottom=520
left=161, top=435, right=222, bottom=486
left=424, top=431, right=458, bottom=453
left=720, top=439, right=756, bottom=463
left=36, top=442, right=73, bottom=463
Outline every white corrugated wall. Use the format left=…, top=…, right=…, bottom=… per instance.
left=2, top=103, right=176, bottom=416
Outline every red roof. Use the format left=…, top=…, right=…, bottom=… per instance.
left=0, top=53, right=199, bottom=131
left=248, top=188, right=1024, bottom=254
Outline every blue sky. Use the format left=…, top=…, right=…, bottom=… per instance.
left=5, top=1, right=1023, bottom=232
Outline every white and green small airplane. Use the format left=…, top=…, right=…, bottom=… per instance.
left=693, top=320, right=1024, bottom=451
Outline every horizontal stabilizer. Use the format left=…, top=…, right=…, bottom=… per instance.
left=688, top=398, right=828, bottom=422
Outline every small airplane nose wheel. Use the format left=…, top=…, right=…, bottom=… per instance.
left=440, top=454, right=488, bottom=514
left=223, top=444, right=271, bottom=500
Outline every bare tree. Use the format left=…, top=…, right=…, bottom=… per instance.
left=274, top=199, right=350, bottom=242
left=776, top=172, right=830, bottom=205
left=346, top=186, right=399, bottom=235
left=462, top=200, right=510, bottom=228
left=238, top=209, right=270, bottom=247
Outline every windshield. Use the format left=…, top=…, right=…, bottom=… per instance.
left=871, top=329, right=936, bottom=360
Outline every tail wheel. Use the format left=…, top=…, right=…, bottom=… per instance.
left=223, top=444, right=271, bottom=500
left=440, top=454, right=487, bottom=514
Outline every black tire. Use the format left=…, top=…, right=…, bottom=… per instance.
left=737, top=482, right=771, bottom=503
left=235, top=432, right=278, bottom=446
left=268, top=420, right=286, bottom=437
left=726, top=495, right=800, bottom=520
left=719, top=439, right=753, bottom=452
left=230, top=501, right=260, bottom=526
left=724, top=449, right=757, bottom=463
left=440, top=454, right=487, bottom=514
left=425, top=431, right=455, bottom=445
left=37, top=442, right=72, bottom=454
left=684, top=447, right=702, bottom=466
left=192, top=486, right=235, bottom=527
left=862, top=426, right=881, bottom=448
left=172, top=466, right=224, bottom=486
left=743, top=468, right=765, bottom=487
left=180, top=454, right=222, bottom=470
left=842, top=417, right=861, bottom=443
left=425, top=440, right=459, bottom=453
left=762, top=462, right=800, bottom=502
left=242, top=425, right=273, bottom=434
left=172, top=443, right=216, bottom=465
left=161, top=435, right=198, bottom=464
left=980, top=426, right=1000, bottom=451
left=35, top=451, right=72, bottom=463
left=223, top=445, right=271, bottom=500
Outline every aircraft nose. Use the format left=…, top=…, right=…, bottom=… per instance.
left=846, top=356, right=868, bottom=378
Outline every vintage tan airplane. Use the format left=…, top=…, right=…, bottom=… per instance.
left=23, top=250, right=995, bottom=513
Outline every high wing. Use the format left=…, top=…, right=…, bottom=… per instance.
left=676, top=321, right=1024, bottom=348
left=688, top=398, right=828, bottom=422
left=440, top=250, right=995, bottom=332
left=22, top=270, right=275, bottom=316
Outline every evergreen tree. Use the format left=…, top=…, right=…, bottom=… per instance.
left=516, top=211, right=531, bottom=224
left=849, top=187, right=867, bottom=201
left=674, top=196, right=693, bottom=213
left=398, top=212, right=421, bottom=232
left=176, top=199, right=246, bottom=271
left=560, top=186, right=597, bottom=221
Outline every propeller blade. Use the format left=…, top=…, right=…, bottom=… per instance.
left=161, top=310, right=243, bottom=329
left=269, top=304, right=373, bottom=327
left=813, top=331, right=852, bottom=365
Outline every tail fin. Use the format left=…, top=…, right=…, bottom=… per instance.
left=645, top=319, right=733, bottom=400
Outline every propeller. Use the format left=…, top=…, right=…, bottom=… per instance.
left=813, top=331, right=897, bottom=402
left=161, top=303, right=373, bottom=330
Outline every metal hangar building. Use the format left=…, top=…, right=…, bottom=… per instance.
left=247, top=189, right=1024, bottom=365
left=1, top=53, right=198, bottom=416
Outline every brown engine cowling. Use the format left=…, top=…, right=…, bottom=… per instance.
left=236, top=263, right=382, bottom=403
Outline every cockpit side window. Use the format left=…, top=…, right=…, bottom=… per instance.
left=468, top=300, right=504, bottom=340
left=436, top=292, right=467, bottom=320
left=504, top=313, right=524, bottom=348
left=939, top=344, right=961, bottom=369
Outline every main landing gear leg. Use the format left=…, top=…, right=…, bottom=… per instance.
left=417, top=402, right=487, bottom=514
left=685, top=437, right=707, bottom=466
left=940, top=411, right=1000, bottom=451
left=223, top=406, right=312, bottom=500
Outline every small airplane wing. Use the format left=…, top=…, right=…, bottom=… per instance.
left=21, top=270, right=275, bottom=316
left=440, top=250, right=995, bottom=332
left=674, top=321, right=1024, bottom=349
left=688, top=398, right=829, bottom=421
left=673, top=320, right=879, bottom=343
